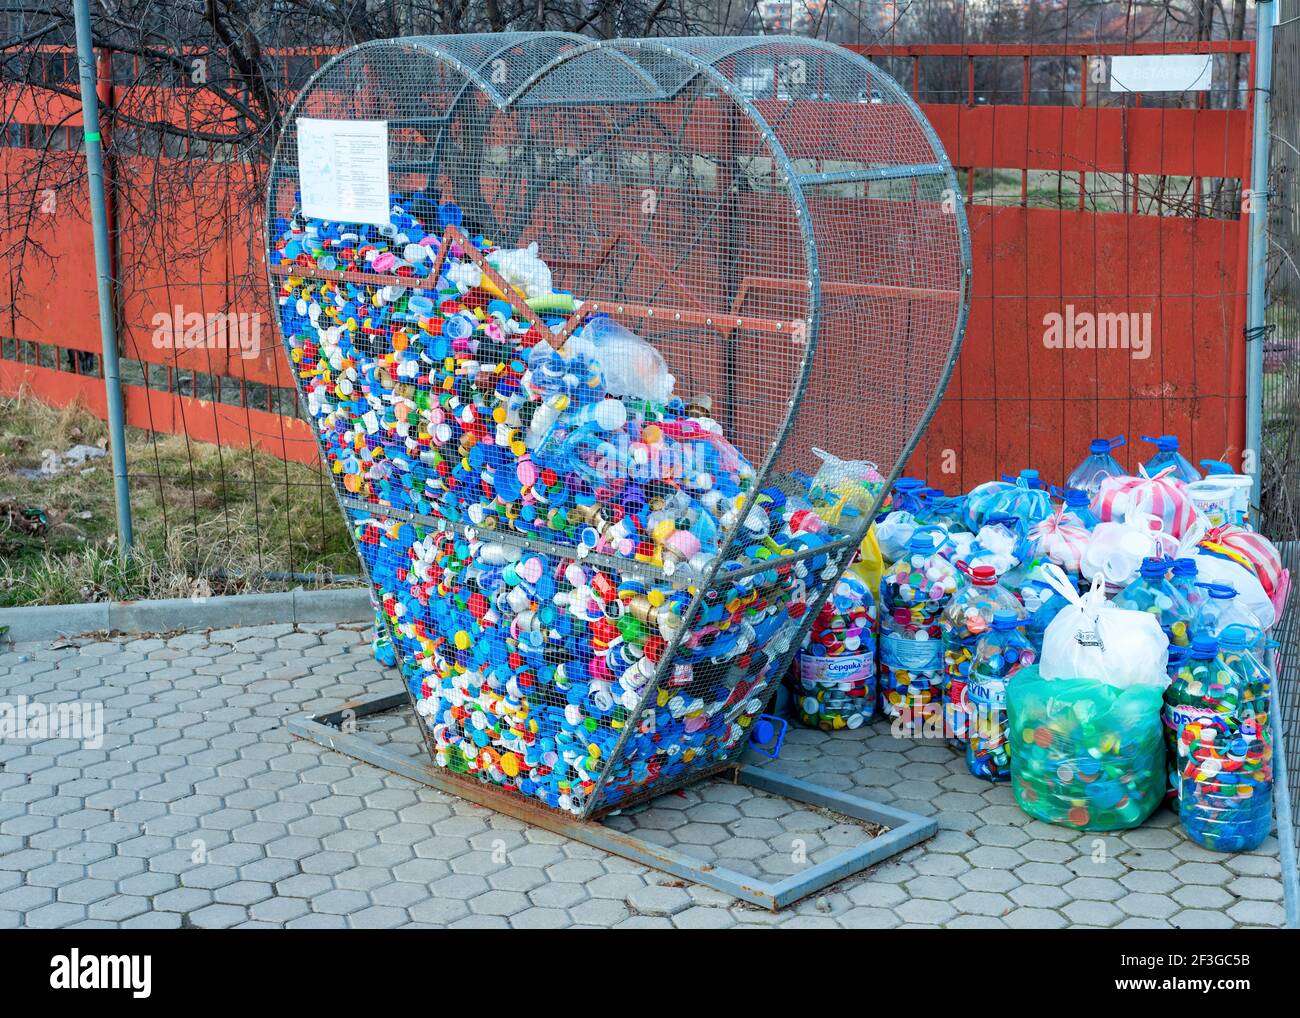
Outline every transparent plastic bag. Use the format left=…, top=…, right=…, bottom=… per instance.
left=808, top=448, right=885, bottom=519
left=1028, top=506, right=1092, bottom=574
left=1008, top=666, right=1166, bottom=831
left=963, top=477, right=1054, bottom=533
left=876, top=511, right=919, bottom=563
left=1079, top=511, right=1179, bottom=590
left=578, top=316, right=676, bottom=404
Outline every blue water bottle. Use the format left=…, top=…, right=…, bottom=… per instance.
left=1066, top=436, right=1126, bottom=498
left=1050, top=485, right=1101, bottom=529
left=1140, top=435, right=1201, bottom=482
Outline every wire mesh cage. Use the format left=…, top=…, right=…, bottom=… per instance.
left=265, top=32, right=970, bottom=818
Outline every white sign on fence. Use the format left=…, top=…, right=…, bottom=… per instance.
left=1109, top=54, right=1214, bottom=93
left=296, top=118, right=391, bottom=227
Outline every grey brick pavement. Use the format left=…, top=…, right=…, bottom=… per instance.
left=0, top=624, right=1286, bottom=929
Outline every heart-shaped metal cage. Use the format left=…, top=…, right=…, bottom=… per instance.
left=266, top=32, right=970, bottom=818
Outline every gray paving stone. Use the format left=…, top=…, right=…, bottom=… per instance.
left=1062, top=900, right=1124, bottom=927
left=250, top=896, right=311, bottom=923
left=896, top=897, right=958, bottom=925
left=951, top=891, right=1013, bottom=917
left=190, top=904, right=248, bottom=929
left=838, top=906, right=901, bottom=929
left=26, top=902, right=90, bottom=928
left=1063, top=877, right=1125, bottom=902
left=1172, top=884, right=1235, bottom=910
left=1170, top=908, right=1237, bottom=929
left=154, top=887, right=214, bottom=913
left=1003, top=910, right=1066, bottom=930
left=1227, top=875, right=1284, bottom=901
left=568, top=897, right=631, bottom=925
left=1117, top=892, right=1181, bottom=920
left=407, top=896, right=471, bottom=925
left=350, top=905, right=409, bottom=929
left=467, top=889, right=529, bottom=917
left=0, top=628, right=1283, bottom=930
left=1226, top=900, right=1286, bottom=926
left=672, top=905, right=735, bottom=929
left=627, top=884, right=692, bottom=917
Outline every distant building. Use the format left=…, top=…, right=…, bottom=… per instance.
left=757, top=0, right=830, bottom=35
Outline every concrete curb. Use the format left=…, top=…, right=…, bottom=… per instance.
left=0, top=586, right=372, bottom=643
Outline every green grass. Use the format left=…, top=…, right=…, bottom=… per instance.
left=0, top=389, right=357, bottom=607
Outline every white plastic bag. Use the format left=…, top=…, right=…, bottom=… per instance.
left=1079, top=510, right=1179, bottom=589
left=875, top=511, right=918, bottom=562
left=1190, top=551, right=1276, bottom=630
left=1174, top=517, right=1277, bottom=629
left=1037, top=564, right=1169, bottom=688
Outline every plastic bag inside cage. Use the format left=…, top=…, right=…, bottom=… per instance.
left=267, top=33, right=968, bottom=817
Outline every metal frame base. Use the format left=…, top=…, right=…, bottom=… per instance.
left=287, top=694, right=937, bottom=911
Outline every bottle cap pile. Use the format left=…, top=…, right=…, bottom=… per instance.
left=1179, top=720, right=1273, bottom=852
left=272, top=199, right=837, bottom=582
left=275, top=198, right=857, bottom=816
left=1009, top=670, right=1167, bottom=831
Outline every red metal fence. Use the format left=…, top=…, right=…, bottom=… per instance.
left=851, top=40, right=1254, bottom=489
left=1, top=40, right=1255, bottom=488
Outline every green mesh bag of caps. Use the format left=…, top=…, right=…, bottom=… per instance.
left=1007, top=665, right=1166, bottom=831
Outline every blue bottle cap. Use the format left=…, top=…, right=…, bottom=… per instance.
left=1139, top=557, right=1168, bottom=579
left=1141, top=434, right=1181, bottom=452
left=1191, top=633, right=1219, bottom=659
left=1200, top=458, right=1235, bottom=475
left=908, top=526, right=947, bottom=556
left=1171, top=557, right=1197, bottom=577
left=1088, top=435, right=1126, bottom=454
left=1217, top=625, right=1250, bottom=651
left=991, top=609, right=1019, bottom=631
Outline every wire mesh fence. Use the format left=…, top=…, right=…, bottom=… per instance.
left=1261, top=0, right=1300, bottom=905
left=266, top=32, right=967, bottom=814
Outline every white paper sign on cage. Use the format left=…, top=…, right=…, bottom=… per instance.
left=297, top=117, right=391, bottom=227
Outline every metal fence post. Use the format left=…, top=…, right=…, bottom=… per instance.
left=71, top=0, right=133, bottom=549
left=1247, top=0, right=1276, bottom=506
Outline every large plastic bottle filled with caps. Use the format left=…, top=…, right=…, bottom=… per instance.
left=1113, top=557, right=1193, bottom=650
left=878, top=528, right=958, bottom=729
left=794, top=571, right=877, bottom=731
left=1179, top=718, right=1273, bottom=852
left=940, top=564, right=1024, bottom=747
left=966, top=610, right=1036, bottom=782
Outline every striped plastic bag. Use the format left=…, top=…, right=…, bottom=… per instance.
left=1092, top=465, right=1197, bottom=539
